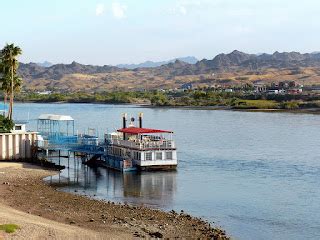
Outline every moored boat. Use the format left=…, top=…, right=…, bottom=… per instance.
left=104, top=113, right=177, bottom=171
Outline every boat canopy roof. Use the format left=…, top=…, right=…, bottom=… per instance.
left=38, top=114, right=74, bottom=121
left=117, top=127, right=173, bottom=134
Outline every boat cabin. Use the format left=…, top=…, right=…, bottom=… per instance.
left=105, top=113, right=177, bottom=171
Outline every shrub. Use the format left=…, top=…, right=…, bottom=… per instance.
left=233, top=100, right=279, bottom=109
left=151, top=93, right=169, bottom=106
left=280, top=101, right=300, bottom=110
left=0, top=115, right=14, bottom=133
left=0, top=224, right=20, bottom=233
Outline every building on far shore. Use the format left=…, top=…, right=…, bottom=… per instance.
left=287, top=88, right=303, bottom=94
left=267, top=89, right=280, bottom=94
left=254, top=83, right=267, bottom=93
left=180, top=83, right=193, bottom=90
left=253, top=80, right=303, bottom=95
left=224, top=88, right=233, bottom=93
left=37, top=90, right=52, bottom=95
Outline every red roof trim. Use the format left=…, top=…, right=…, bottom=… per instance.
left=117, top=127, right=173, bottom=134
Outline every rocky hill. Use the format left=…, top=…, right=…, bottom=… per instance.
left=18, top=51, right=320, bottom=92
left=19, top=61, right=122, bottom=80
left=190, top=50, right=320, bottom=73
left=35, top=61, right=53, bottom=68
left=116, top=56, right=198, bottom=69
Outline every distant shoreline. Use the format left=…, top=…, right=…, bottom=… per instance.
left=13, top=100, right=320, bottom=114
left=144, top=105, right=320, bottom=114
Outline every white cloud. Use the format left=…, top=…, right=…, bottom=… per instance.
left=169, top=0, right=204, bottom=16
left=112, top=2, right=127, bottom=19
left=95, top=4, right=105, bottom=16
left=178, top=6, right=187, bottom=15
left=227, top=8, right=255, bottom=17
left=233, top=26, right=253, bottom=34
left=169, top=5, right=187, bottom=15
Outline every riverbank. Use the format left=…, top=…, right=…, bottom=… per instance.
left=11, top=101, right=320, bottom=114
left=14, top=90, right=320, bottom=112
left=12, top=92, right=320, bottom=114
left=143, top=104, right=320, bottom=115
left=0, top=162, right=228, bottom=239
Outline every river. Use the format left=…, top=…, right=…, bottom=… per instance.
left=14, top=103, right=320, bottom=240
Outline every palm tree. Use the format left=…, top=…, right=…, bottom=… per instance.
left=0, top=74, right=22, bottom=105
left=0, top=44, right=22, bottom=120
left=0, top=73, right=10, bottom=111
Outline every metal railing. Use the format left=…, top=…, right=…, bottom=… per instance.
left=35, top=135, right=103, bottom=151
left=111, top=139, right=175, bottom=149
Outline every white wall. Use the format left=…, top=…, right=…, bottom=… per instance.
left=0, top=132, right=37, bottom=160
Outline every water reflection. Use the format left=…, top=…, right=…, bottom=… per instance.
left=46, top=158, right=177, bottom=208
left=122, top=171, right=177, bottom=206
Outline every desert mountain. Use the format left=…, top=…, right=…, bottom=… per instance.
left=18, top=50, right=320, bottom=91
left=191, top=50, right=320, bottom=73
left=19, top=61, right=122, bottom=80
left=116, top=56, right=198, bottom=69
left=35, top=61, right=53, bottom=68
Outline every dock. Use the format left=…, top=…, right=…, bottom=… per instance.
left=36, top=114, right=105, bottom=168
left=10, top=113, right=179, bottom=172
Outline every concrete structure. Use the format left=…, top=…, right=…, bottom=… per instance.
left=0, top=123, right=37, bottom=161
left=224, top=88, right=233, bottom=93
left=267, top=89, right=280, bottom=94
left=287, top=88, right=303, bottom=94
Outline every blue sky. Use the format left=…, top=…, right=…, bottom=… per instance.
left=1, top=0, right=319, bottom=65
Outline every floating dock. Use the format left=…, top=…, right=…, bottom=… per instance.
left=35, top=113, right=178, bottom=172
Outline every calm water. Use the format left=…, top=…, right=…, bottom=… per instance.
left=14, top=103, right=320, bottom=240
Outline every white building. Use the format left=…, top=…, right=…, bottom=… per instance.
left=0, top=122, right=37, bottom=161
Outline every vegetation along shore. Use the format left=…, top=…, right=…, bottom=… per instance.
left=12, top=89, right=320, bottom=112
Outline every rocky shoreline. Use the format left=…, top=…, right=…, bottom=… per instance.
left=0, top=162, right=229, bottom=239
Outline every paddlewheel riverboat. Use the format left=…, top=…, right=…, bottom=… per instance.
left=104, top=113, right=177, bottom=171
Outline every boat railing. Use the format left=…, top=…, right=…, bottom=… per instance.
left=35, top=135, right=102, bottom=150
left=111, top=139, right=175, bottom=149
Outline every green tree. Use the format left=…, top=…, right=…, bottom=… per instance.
left=0, top=115, right=14, bottom=133
left=0, top=43, right=22, bottom=120
left=0, top=73, right=10, bottom=108
left=151, top=93, right=169, bottom=106
left=0, top=74, right=22, bottom=109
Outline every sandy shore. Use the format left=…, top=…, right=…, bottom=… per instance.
left=0, top=162, right=228, bottom=239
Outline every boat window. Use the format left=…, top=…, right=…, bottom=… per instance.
left=166, top=151, right=173, bottom=160
left=156, top=152, right=163, bottom=160
left=134, top=151, right=141, bottom=160
left=145, top=152, right=152, bottom=161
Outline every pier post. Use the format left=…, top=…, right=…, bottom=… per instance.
left=139, top=112, right=143, bottom=128
left=122, top=113, right=127, bottom=140
left=68, top=151, right=70, bottom=169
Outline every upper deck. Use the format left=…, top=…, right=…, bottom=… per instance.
left=106, top=126, right=176, bottom=151
left=110, top=138, right=175, bottom=150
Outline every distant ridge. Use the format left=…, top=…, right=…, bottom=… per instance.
left=17, top=50, right=320, bottom=91
left=35, top=61, right=53, bottom=68
left=116, top=56, right=198, bottom=69
left=19, top=61, right=122, bottom=80
left=19, top=51, right=320, bottom=79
